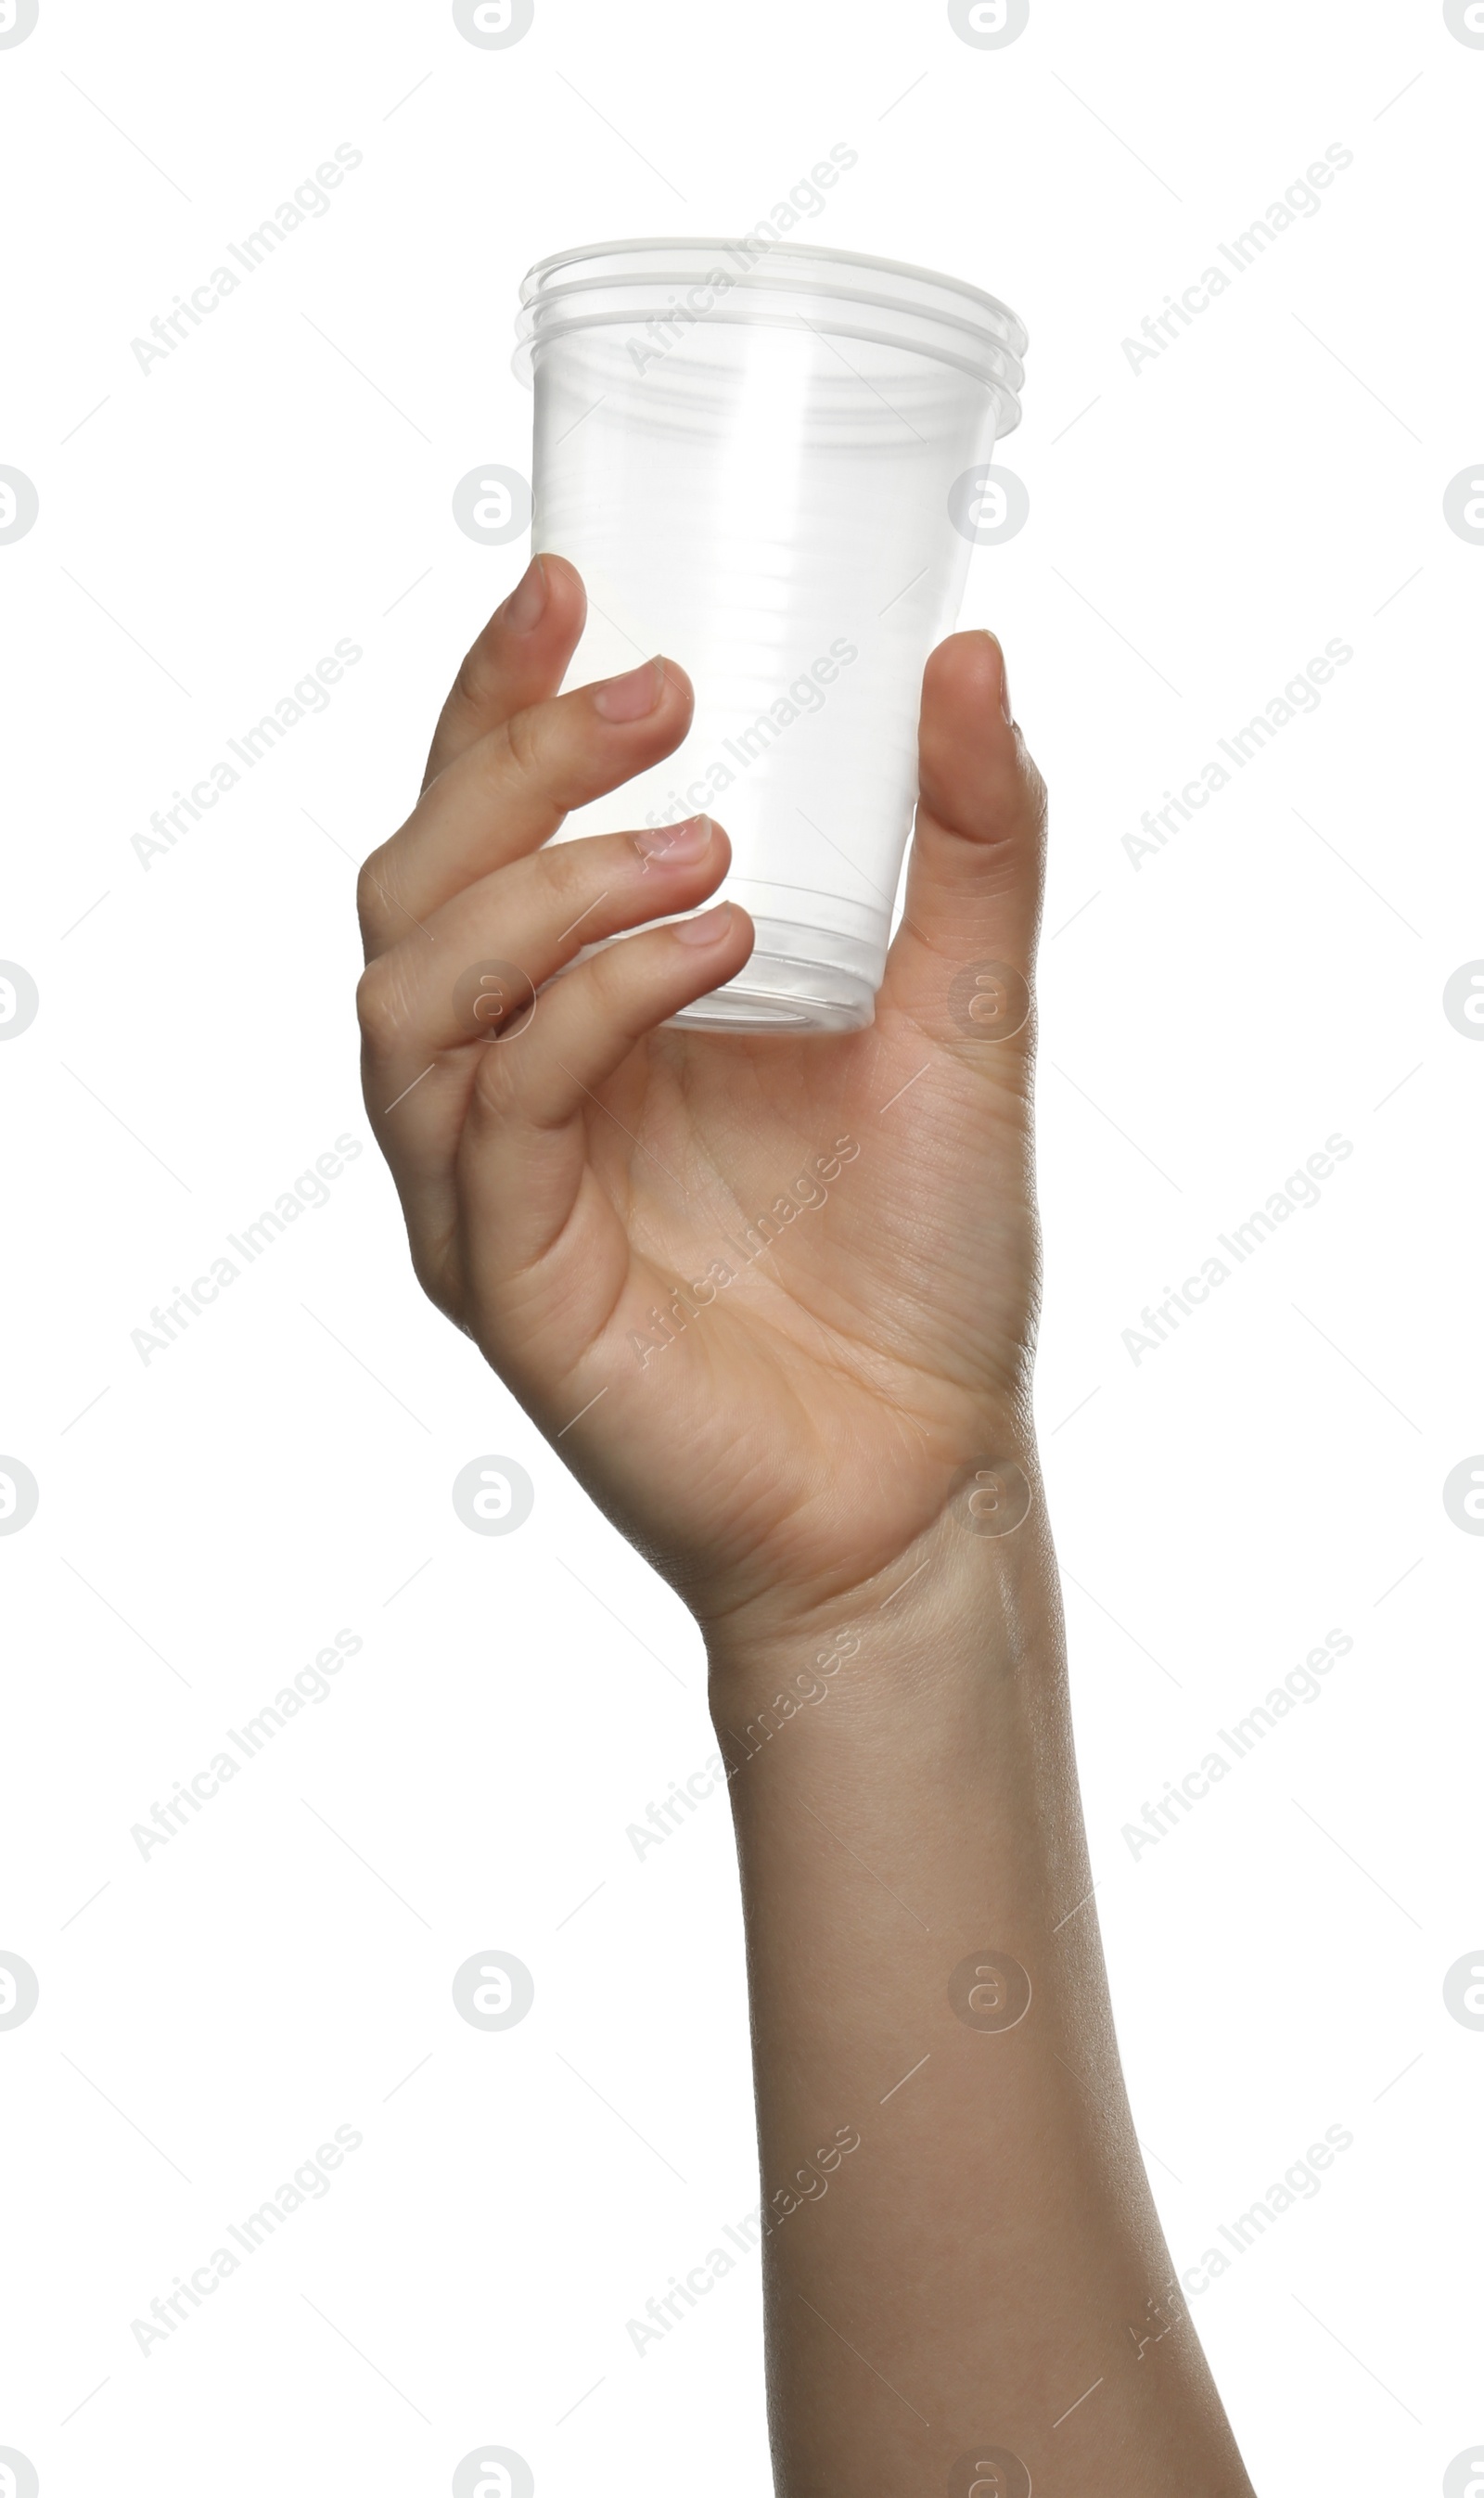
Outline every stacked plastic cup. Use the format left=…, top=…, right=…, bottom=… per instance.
left=515, top=237, right=1027, bottom=1032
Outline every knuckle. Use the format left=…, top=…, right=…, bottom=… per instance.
left=452, top=634, right=499, bottom=718
left=356, top=850, right=394, bottom=943
left=579, top=931, right=646, bottom=1037
left=547, top=836, right=608, bottom=924
left=355, top=956, right=413, bottom=1054
left=500, top=699, right=545, bottom=784
left=468, top=1034, right=521, bottom=1124
left=1017, top=742, right=1050, bottom=834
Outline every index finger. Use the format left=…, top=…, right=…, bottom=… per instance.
left=420, top=552, right=588, bottom=791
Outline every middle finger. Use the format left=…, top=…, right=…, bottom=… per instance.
left=356, top=810, right=731, bottom=1082
left=358, top=655, right=696, bottom=959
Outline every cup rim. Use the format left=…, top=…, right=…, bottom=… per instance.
left=514, top=235, right=1028, bottom=421
left=520, top=235, right=1028, bottom=350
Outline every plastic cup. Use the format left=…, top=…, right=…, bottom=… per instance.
left=515, top=237, right=1027, bottom=1032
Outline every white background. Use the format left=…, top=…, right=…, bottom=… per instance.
left=2, top=1, right=1480, bottom=2492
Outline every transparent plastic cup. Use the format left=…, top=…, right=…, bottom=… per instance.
left=515, top=238, right=1027, bottom=1032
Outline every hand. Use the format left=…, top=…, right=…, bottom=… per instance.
left=356, top=555, right=1047, bottom=1646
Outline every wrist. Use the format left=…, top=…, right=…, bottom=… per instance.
left=703, top=1438, right=1053, bottom=1713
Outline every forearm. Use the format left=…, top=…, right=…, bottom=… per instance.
left=708, top=1466, right=1254, bottom=2498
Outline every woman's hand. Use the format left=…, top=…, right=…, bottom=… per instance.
left=357, top=564, right=1258, bottom=2492
left=356, top=554, right=1047, bottom=1646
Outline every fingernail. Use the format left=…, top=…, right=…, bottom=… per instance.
left=502, top=556, right=547, bottom=635
left=986, top=630, right=1014, bottom=725
left=673, top=902, right=732, bottom=947
left=636, top=813, right=712, bottom=864
left=592, top=656, right=666, bottom=722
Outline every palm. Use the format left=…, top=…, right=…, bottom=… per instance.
left=465, top=993, right=1037, bottom=1630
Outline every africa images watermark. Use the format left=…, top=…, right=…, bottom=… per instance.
left=639, top=638, right=860, bottom=830
left=130, top=145, right=365, bottom=376
left=625, top=1626, right=864, bottom=1865
left=624, top=2205, right=767, bottom=2359
left=132, top=638, right=364, bottom=872
left=625, top=2124, right=862, bottom=2358
left=1124, top=637, right=1353, bottom=872
left=1179, top=2121, right=1355, bottom=2299
left=1120, top=1626, right=1353, bottom=1862
left=1120, top=144, right=1355, bottom=377
left=623, top=144, right=859, bottom=377
left=129, top=1133, right=364, bottom=1363
left=130, top=2123, right=365, bottom=2356
left=625, top=1749, right=734, bottom=1862
left=129, top=1628, right=364, bottom=1864
left=627, top=1134, right=861, bottom=1366
left=1120, top=1131, right=1353, bottom=1364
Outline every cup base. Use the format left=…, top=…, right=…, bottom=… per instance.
left=666, top=916, right=880, bottom=1035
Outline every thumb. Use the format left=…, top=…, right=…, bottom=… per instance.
left=879, top=628, right=1047, bottom=1037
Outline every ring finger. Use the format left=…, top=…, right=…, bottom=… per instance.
left=357, top=809, right=730, bottom=1086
